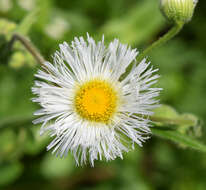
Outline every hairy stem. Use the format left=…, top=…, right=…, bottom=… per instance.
left=9, top=33, right=45, bottom=65
left=150, top=115, right=196, bottom=127
left=137, top=22, right=184, bottom=62
left=120, top=22, right=184, bottom=81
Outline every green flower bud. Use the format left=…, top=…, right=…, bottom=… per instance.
left=160, top=0, right=198, bottom=23
left=9, top=52, right=26, bottom=69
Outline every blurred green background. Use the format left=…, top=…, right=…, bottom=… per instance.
left=0, top=0, right=206, bottom=189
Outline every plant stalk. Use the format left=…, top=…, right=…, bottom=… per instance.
left=150, top=115, right=195, bottom=127
left=9, top=33, right=45, bottom=65
left=120, top=22, right=184, bottom=81
left=137, top=22, right=184, bottom=62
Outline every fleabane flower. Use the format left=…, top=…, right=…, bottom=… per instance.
left=32, top=34, right=160, bottom=166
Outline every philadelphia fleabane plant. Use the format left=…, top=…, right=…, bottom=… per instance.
left=32, top=35, right=160, bottom=166
left=7, top=0, right=205, bottom=167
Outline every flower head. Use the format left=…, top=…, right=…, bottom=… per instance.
left=160, top=0, right=198, bottom=23
left=32, top=34, right=160, bottom=166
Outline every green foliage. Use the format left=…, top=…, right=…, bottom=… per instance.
left=40, top=153, right=75, bottom=179
left=0, top=162, right=23, bottom=186
left=151, top=104, right=205, bottom=152
left=152, top=129, right=206, bottom=152
left=101, top=0, right=165, bottom=45
left=15, top=8, right=39, bottom=35
left=0, top=0, right=206, bottom=189
left=152, top=105, right=199, bottom=132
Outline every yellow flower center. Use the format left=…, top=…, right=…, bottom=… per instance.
left=74, top=79, right=118, bottom=123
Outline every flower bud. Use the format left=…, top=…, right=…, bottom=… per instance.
left=160, top=0, right=198, bottom=23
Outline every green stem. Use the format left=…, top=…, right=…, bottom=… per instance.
left=9, top=33, right=45, bottom=65
left=133, top=113, right=196, bottom=130
left=120, top=22, right=184, bottom=81
left=150, top=115, right=195, bottom=127
left=137, top=22, right=184, bottom=62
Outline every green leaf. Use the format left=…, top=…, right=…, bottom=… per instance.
left=152, top=105, right=201, bottom=136
left=152, top=128, right=206, bottom=153
left=153, top=104, right=179, bottom=119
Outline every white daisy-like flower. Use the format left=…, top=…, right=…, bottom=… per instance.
left=32, top=34, right=160, bottom=166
